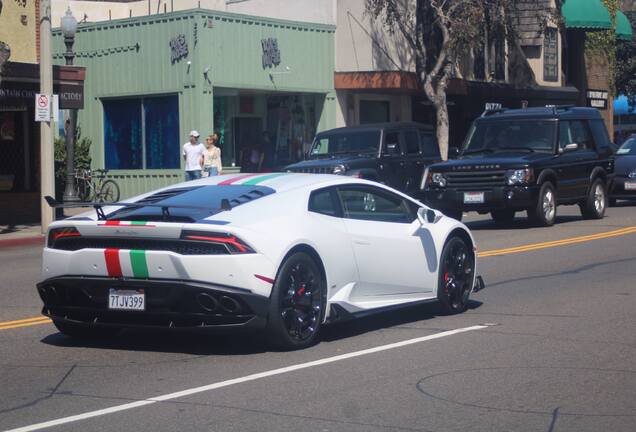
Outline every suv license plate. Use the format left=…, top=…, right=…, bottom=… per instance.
left=625, top=181, right=636, bottom=190
left=464, top=192, right=484, bottom=204
left=108, top=289, right=145, bottom=311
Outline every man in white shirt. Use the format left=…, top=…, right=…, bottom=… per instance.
left=182, top=130, right=205, bottom=181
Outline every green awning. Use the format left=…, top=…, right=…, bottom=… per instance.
left=562, top=0, right=612, bottom=29
left=616, top=10, right=633, bottom=41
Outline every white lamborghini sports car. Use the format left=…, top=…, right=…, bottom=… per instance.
left=39, top=173, right=484, bottom=350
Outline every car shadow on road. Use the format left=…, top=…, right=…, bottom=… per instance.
left=40, top=329, right=270, bottom=356
left=40, top=301, right=483, bottom=355
left=320, top=300, right=483, bottom=343
left=464, top=214, right=584, bottom=231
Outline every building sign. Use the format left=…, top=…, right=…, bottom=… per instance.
left=261, top=37, right=281, bottom=69
left=1, top=83, right=83, bottom=109
left=586, top=89, right=608, bottom=110
left=169, top=34, right=188, bottom=64
left=35, top=93, right=50, bottom=122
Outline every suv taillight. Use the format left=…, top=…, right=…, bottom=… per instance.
left=180, top=230, right=255, bottom=254
left=48, top=227, right=81, bottom=248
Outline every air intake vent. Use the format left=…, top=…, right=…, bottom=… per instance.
left=136, top=187, right=203, bottom=205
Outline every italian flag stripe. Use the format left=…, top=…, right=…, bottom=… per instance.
left=98, top=221, right=153, bottom=227
left=241, top=172, right=288, bottom=185
left=104, top=249, right=149, bottom=278
left=130, top=250, right=149, bottom=278
left=104, top=248, right=123, bottom=277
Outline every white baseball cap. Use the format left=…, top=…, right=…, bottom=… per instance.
left=189, top=130, right=200, bottom=137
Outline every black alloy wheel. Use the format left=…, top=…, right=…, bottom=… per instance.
left=491, top=209, right=515, bottom=225
left=528, top=181, right=556, bottom=227
left=437, top=236, right=474, bottom=314
left=267, top=252, right=324, bottom=350
left=579, top=178, right=607, bottom=219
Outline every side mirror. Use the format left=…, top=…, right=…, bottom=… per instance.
left=449, top=147, right=460, bottom=158
left=417, top=207, right=441, bottom=225
left=560, top=143, right=579, bottom=153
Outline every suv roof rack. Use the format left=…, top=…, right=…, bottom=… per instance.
left=480, top=107, right=509, bottom=117
left=545, top=104, right=575, bottom=115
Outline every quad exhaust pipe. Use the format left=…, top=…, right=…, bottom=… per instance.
left=196, top=293, right=241, bottom=314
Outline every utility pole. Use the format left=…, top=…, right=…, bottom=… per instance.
left=39, top=0, right=55, bottom=233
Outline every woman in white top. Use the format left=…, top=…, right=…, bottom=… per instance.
left=202, top=133, right=223, bottom=177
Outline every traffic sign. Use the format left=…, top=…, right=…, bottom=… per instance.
left=35, top=93, right=51, bottom=122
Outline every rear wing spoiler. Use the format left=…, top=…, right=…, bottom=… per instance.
left=44, top=196, right=231, bottom=221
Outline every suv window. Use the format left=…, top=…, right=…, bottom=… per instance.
left=404, top=129, right=420, bottom=154
left=588, top=119, right=611, bottom=151
left=420, top=130, right=440, bottom=157
left=308, top=188, right=338, bottom=217
left=337, top=186, right=414, bottom=223
left=559, top=120, right=594, bottom=150
left=463, top=120, right=555, bottom=153
left=310, top=131, right=380, bottom=157
left=383, top=131, right=402, bottom=156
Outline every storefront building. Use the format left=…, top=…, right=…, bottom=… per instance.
left=1, top=0, right=86, bottom=224
left=52, top=9, right=335, bottom=198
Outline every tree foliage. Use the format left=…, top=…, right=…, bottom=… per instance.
left=54, top=126, right=92, bottom=180
left=365, top=0, right=548, bottom=159
left=616, top=11, right=636, bottom=105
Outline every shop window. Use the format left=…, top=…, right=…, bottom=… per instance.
left=544, top=28, right=558, bottom=82
left=359, top=100, right=390, bottom=124
left=104, top=95, right=179, bottom=170
left=144, top=96, right=180, bottom=169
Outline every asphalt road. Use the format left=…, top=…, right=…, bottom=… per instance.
left=1, top=203, right=635, bottom=432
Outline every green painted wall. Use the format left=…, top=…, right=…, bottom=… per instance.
left=52, top=9, right=335, bottom=198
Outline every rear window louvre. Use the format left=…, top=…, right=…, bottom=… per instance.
left=136, top=187, right=204, bottom=205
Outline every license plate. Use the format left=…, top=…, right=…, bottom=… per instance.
left=108, top=289, right=145, bottom=311
left=625, top=181, right=636, bottom=191
left=464, top=192, right=485, bottom=204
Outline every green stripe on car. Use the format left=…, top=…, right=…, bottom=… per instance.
left=242, top=173, right=288, bottom=185
left=130, top=250, right=149, bottom=278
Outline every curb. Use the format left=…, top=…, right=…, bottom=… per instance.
left=0, top=236, right=45, bottom=249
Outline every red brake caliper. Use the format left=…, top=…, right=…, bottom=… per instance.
left=443, top=272, right=450, bottom=293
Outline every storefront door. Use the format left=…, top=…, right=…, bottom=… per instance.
left=233, top=117, right=262, bottom=171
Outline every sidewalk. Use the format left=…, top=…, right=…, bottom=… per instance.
left=0, top=208, right=87, bottom=248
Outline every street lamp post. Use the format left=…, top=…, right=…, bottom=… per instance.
left=61, top=7, right=79, bottom=202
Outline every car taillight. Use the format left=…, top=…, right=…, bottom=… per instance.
left=48, top=227, right=81, bottom=248
left=180, top=230, right=255, bottom=254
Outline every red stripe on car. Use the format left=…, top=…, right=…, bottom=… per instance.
left=217, top=174, right=260, bottom=185
left=104, top=248, right=123, bottom=277
left=104, top=220, right=120, bottom=226
left=254, top=274, right=275, bottom=284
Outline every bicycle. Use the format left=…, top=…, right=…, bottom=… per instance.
left=74, top=168, right=121, bottom=203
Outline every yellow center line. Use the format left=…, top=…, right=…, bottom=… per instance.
left=0, top=316, right=52, bottom=331
left=479, top=225, right=636, bottom=257
left=2, top=225, right=636, bottom=332
left=0, top=318, right=52, bottom=331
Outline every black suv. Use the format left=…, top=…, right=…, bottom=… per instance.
left=285, top=122, right=441, bottom=196
left=423, top=107, right=614, bottom=226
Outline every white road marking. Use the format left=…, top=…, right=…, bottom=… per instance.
left=5, top=325, right=487, bottom=432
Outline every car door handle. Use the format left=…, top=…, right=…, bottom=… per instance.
left=353, top=239, right=371, bottom=246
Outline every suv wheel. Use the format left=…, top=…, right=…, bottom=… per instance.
left=528, top=182, right=556, bottom=227
left=491, top=210, right=515, bottom=225
left=579, top=178, right=607, bottom=219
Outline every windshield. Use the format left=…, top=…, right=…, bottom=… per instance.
left=617, top=138, right=636, bottom=155
left=462, top=120, right=556, bottom=153
left=309, top=131, right=380, bottom=158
